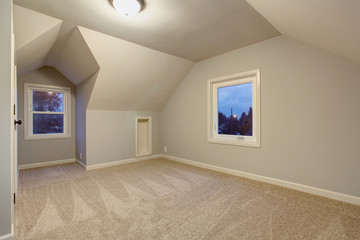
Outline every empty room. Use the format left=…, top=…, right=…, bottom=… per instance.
left=0, top=0, right=359, bottom=239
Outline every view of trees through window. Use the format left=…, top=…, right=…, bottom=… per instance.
left=32, top=91, right=64, bottom=134
left=33, top=91, right=63, bottom=112
left=217, top=83, right=253, bottom=136
left=33, top=114, right=64, bottom=134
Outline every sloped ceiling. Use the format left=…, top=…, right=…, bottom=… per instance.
left=13, top=5, right=61, bottom=51
left=14, top=1, right=360, bottom=112
left=52, top=27, right=100, bottom=85
left=14, top=4, right=194, bottom=111
left=79, top=27, right=194, bottom=111
left=14, top=5, right=99, bottom=84
left=14, top=5, right=61, bottom=77
left=13, top=0, right=280, bottom=62
left=16, top=24, right=61, bottom=77
left=247, top=0, right=360, bottom=65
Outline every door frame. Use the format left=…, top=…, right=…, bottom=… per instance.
left=10, top=31, right=18, bottom=233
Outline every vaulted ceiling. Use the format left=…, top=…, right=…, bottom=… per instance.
left=13, top=0, right=360, bottom=111
left=248, top=0, right=360, bottom=65
left=13, top=5, right=194, bottom=111
left=14, top=5, right=99, bottom=84
left=13, top=0, right=280, bottom=62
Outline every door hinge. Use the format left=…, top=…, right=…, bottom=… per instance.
left=14, top=193, right=16, bottom=204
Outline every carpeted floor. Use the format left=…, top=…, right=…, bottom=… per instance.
left=15, top=158, right=360, bottom=239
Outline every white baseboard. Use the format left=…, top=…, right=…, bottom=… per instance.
left=0, top=233, right=13, bottom=240
left=161, top=154, right=360, bottom=206
left=19, top=158, right=77, bottom=170
left=76, top=159, right=86, bottom=169
left=86, top=154, right=162, bottom=171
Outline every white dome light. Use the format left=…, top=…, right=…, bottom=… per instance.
left=112, top=0, right=143, bottom=17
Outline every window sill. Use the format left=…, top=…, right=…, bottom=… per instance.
left=208, top=138, right=260, bottom=148
left=25, top=134, right=71, bottom=141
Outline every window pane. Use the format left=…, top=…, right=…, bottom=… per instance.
left=33, top=114, right=64, bottom=134
left=218, top=83, right=253, bottom=136
left=33, top=91, right=64, bottom=112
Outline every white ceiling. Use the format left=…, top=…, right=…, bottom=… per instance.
left=79, top=26, right=194, bottom=111
left=14, top=5, right=194, bottom=111
left=14, top=5, right=62, bottom=77
left=14, top=5, right=99, bottom=84
left=13, top=0, right=280, bottom=62
left=53, top=27, right=100, bottom=86
left=248, top=0, right=360, bottom=65
left=13, top=0, right=360, bottom=112
left=13, top=4, right=60, bottom=51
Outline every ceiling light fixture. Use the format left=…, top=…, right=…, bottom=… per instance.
left=111, top=0, right=144, bottom=17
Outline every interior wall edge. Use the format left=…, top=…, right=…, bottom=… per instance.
left=76, top=159, right=86, bottom=169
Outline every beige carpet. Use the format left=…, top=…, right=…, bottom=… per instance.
left=15, top=158, right=360, bottom=240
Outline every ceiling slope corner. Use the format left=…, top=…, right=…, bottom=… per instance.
left=53, top=26, right=100, bottom=86
left=14, top=4, right=62, bottom=51
left=78, top=26, right=195, bottom=111
left=16, top=23, right=62, bottom=77
left=45, top=22, right=78, bottom=67
left=246, top=0, right=360, bottom=65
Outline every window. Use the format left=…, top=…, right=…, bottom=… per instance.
left=24, top=83, right=71, bottom=140
left=207, top=69, right=260, bottom=147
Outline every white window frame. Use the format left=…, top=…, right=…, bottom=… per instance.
left=207, top=69, right=260, bottom=147
left=24, top=83, right=71, bottom=140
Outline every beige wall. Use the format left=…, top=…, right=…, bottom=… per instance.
left=0, top=0, right=13, bottom=238
left=86, top=110, right=161, bottom=166
left=161, top=36, right=360, bottom=197
left=17, top=67, right=76, bottom=165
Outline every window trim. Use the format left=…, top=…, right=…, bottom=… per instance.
left=207, top=69, right=261, bottom=147
left=24, top=83, right=71, bottom=140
